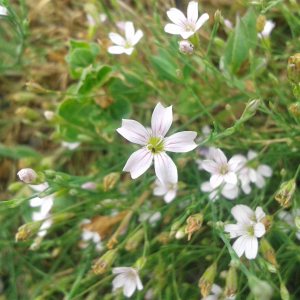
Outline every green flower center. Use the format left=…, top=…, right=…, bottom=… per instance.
left=220, top=165, right=229, bottom=175
left=246, top=225, right=254, bottom=236
left=146, top=136, right=164, bottom=154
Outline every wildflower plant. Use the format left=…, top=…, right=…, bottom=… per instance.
left=1, top=0, right=300, bottom=299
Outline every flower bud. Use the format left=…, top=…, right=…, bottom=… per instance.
left=103, top=172, right=120, bottom=192
left=81, top=181, right=97, bottom=190
left=266, top=263, right=277, bottom=273
left=268, top=72, right=279, bottom=86
left=52, top=212, right=75, bottom=224
left=229, top=259, right=240, bottom=269
left=16, top=106, right=40, bottom=120
left=240, top=99, right=261, bottom=122
left=280, top=284, right=290, bottom=300
left=7, top=182, right=24, bottom=192
left=93, top=249, right=118, bottom=274
left=261, top=215, right=273, bottom=232
left=26, top=82, right=47, bottom=93
left=170, top=221, right=181, bottom=237
left=178, top=40, right=194, bottom=55
left=134, top=256, right=147, bottom=270
left=15, top=221, right=43, bottom=242
left=260, top=237, right=279, bottom=267
left=287, top=54, right=300, bottom=84
left=198, top=262, right=217, bottom=299
left=225, top=267, right=237, bottom=299
left=289, top=102, right=300, bottom=117
left=125, top=229, right=144, bottom=252
left=157, top=232, right=172, bottom=244
left=185, top=213, right=204, bottom=240
left=275, top=179, right=296, bottom=207
left=17, top=168, right=37, bottom=184
left=215, top=221, right=224, bottom=231
left=280, top=168, right=287, bottom=178
left=248, top=276, right=273, bottom=300
left=29, top=236, right=44, bottom=251
left=214, top=9, right=221, bottom=23
left=256, top=15, right=266, bottom=33
left=44, top=110, right=55, bottom=120
left=175, top=226, right=187, bottom=239
left=213, top=37, right=225, bottom=48
left=175, top=69, right=183, bottom=80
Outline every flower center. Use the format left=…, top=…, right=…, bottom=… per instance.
left=185, top=23, right=195, bottom=32
left=146, top=136, right=164, bottom=154
left=246, top=225, right=255, bottom=236
left=219, top=165, right=229, bottom=175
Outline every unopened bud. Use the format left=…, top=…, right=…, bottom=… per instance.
left=229, top=259, right=240, bottom=269
left=215, top=221, right=224, bottom=231
left=214, top=9, right=221, bottom=23
left=275, top=179, right=296, bottom=207
left=175, top=226, right=187, bottom=239
left=287, top=54, right=300, bottom=84
left=198, top=262, right=217, bottom=299
left=26, top=82, right=47, bottom=93
left=289, top=102, right=300, bottom=117
left=185, top=213, right=204, bottom=240
left=44, top=110, right=55, bottom=120
left=15, top=221, right=43, bottom=242
left=261, top=215, right=273, bottom=232
left=103, top=172, right=120, bottom=192
left=280, top=168, right=287, bottom=178
left=52, top=212, right=75, bottom=224
left=125, top=229, right=144, bottom=252
left=260, top=237, right=279, bottom=267
left=176, top=69, right=183, bottom=80
left=134, top=256, right=147, bottom=270
left=267, top=263, right=277, bottom=273
left=280, top=284, right=290, bottom=300
left=178, top=40, right=194, bottom=55
left=240, top=99, right=261, bottom=122
left=225, top=104, right=232, bottom=111
left=29, top=236, right=44, bottom=251
left=81, top=181, right=97, bottom=190
left=268, top=72, right=279, bottom=86
left=170, top=221, right=181, bottom=237
left=93, top=249, right=118, bottom=274
left=225, top=267, right=237, bottom=299
left=248, top=276, right=273, bottom=300
left=256, top=15, right=266, bottom=33
left=7, top=182, right=24, bottom=192
left=16, top=106, right=40, bottom=120
left=17, top=168, right=38, bottom=184
left=213, top=37, right=225, bottom=48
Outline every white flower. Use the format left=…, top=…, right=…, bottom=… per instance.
left=153, top=179, right=177, bottom=203
left=17, top=168, right=37, bottom=183
left=195, top=146, right=215, bottom=170
left=201, top=283, right=223, bottom=300
left=233, top=150, right=272, bottom=190
left=61, top=141, right=81, bottom=150
left=202, top=148, right=241, bottom=189
left=258, top=20, right=275, bottom=39
left=0, top=6, right=8, bottom=16
left=164, top=1, right=209, bottom=39
left=108, top=21, right=143, bottom=55
left=200, top=181, right=238, bottom=201
left=117, top=102, right=197, bottom=185
left=80, top=219, right=103, bottom=251
left=112, top=267, right=143, bottom=298
left=139, top=211, right=162, bottom=227
left=29, top=183, right=54, bottom=215
left=278, top=209, right=300, bottom=240
left=32, top=211, right=53, bottom=237
left=224, top=205, right=266, bottom=259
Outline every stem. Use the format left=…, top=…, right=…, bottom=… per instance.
left=293, top=163, right=300, bottom=179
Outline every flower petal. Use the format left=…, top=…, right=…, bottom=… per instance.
left=124, top=47, right=134, bottom=55
left=29, top=182, right=49, bottom=192
left=154, top=152, right=178, bottom=185
left=123, top=149, right=153, bottom=179
left=117, top=119, right=150, bottom=145
left=245, top=236, right=258, bottom=259
left=232, top=235, right=248, bottom=257
left=222, top=183, right=238, bottom=200
left=224, top=172, right=237, bottom=185
left=195, top=13, right=209, bottom=31
left=249, top=168, right=257, bottom=182
left=241, top=182, right=251, bottom=195
left=136, top=275, right=143, bottom=291
left=231, top=204, right=253, bottom=226
left=113, top=267, right=130, bottom=274
left=202, top=160, right=220, bottom=173
left=214, top=148, right=227, bottom=165
left=210, top=174, right=224, bottom=188
left=254, top=222, right=265, bottom=238
left=40, top=198, right=53, bottom=215
left=166, top=8, right=186, bottom=27
left=228, top=157, right=242, bottom=171
left=187, top=1, right=198, bottom=24
left=163, top=131, right=197, bottom=153
left=255, top=172, right=266, bottom=189
left=211, top=283, right=223, bottom=295
left=247, top=150, right=258, bottom=160
left=255, top=206, right=266, bottom=222
left=200, top=181, right=213, bottom=192
left=112, top=273, right=127, bottom=288
left=164, top=190, right=176, bottom=203
left=151, top=103, right=173, bottom=138
left=108, top=46, right=125, bottom=54
left=125, top=21, right=135, bottom=45
left=123, top=276, right=137, bottom=298
left=132, top=29, right=143, bottom=45
left=180, top=31, right=195, bottom=39
left=29, top=196, right=44, bottom=207
left=224, top=224, right=247, bottom=238
left=93, top=233, right=101, bottom=243
left=164, top=24, right=183, bottom=35
left=257, top=165, right=272, bottom=177
left=108, top=33, right=126, bottom=46
left=82, top=230, right=94, bottom=241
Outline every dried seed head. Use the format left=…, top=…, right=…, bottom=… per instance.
left=275, top=179, right=296, bottom=207
left=93, top=249, right=118, bottom=274
left=287, top=54, right=300, bottom=84
left=198, top=262, right=217, bottom=299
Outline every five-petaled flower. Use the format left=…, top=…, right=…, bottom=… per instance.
left=112, top=267, right=143, bottom=298
left=224, top=205, right=266, bottom=259
left=202, top=148, right=241, bottom=189
left=117, top=102, right=197, bottom=185
left=153, top=179, right=178, bottom=203
left=164, top=1, right=209, bottom=39
left=108, top=21, right=143, bottom=55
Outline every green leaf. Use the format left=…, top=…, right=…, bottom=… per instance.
left=0, top=144, right=41, bottom=159
left=69, top=48, right=94, bottom=69
left=109, top=97, right=132, bottom=120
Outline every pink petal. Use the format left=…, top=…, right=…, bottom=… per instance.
left=154, top=152, right=178, bottom=185
left=153, top=183, right=168, bottom=196
left=255, top=206, right=266, bottom=222
left=210, top=174, right=224, bottom=188
left=123, top=149, right=153, bottom=179
left=241, top=182, right=251, bottom=195
left=224, top=224, right=247, bottom=238
left=166, top=8, right=186, bottom=27
left=108, top=33, right=126, bottom=46
left=132, top=30, right=143, bottom=46
left=228, top=157, right=242, bottom=171
left=164, top=190, right=176, bottom=203
left=247, top=150, right=257, bottom=160
left=195, top=13, right=209, bottom=31
left=108, top=46, right=125, bottom=54
left=211, top=283, right=223, bottom=295
left=187, top=1, right=198, bottom=24
left=249, top=168, right=257, bottom=182
left=202, top=160, right=220, bottom=173
left=257, top=165, right=272, bottom=177
left=223, top=172, right=237, bottom=185
left=232, top=235, right=248, bottom=257
left=255, top=172, right=266, bottom=189
left=82, top=230, right=94, bottom=241
left=164, top=24, right=183, bottom=35
left=163, top=131, right=197, bottom=153
left=93, top=233, right=101, bottom=243
left=200, top=181, right=212, bottom=193
left=231, top=205, right=253, bottom=226
left=214, top=148, right=227, bottom=165
left=151, top=103, right=173, bottom=138
left=125, top=21, right=135, bottom=45
left=117, top=119, right=150, bottom=146
left=123, top=276, right=137, bottom=297
left=112, top=273, right=127, bottom=289
left=136, top=275, right=143, bottom=291
left=254, top=222, right=265, bottom=238
left=244, top=236, right=258, bottom=259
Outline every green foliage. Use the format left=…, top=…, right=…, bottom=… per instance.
left=0, top=144, right=41, bottom=159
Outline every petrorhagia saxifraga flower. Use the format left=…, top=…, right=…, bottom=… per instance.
left=117, top=103, right=197, bottom=185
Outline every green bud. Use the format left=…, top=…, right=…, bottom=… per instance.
left=214, top=9, right=221, bottom=23
left=225, top=267, right=237, bottom=299
left=266, top=263, right=277, bottom=273
left=280, top=284, right=290, bottom=300
left=16, top=106, right=40, bottom=120
left=93, top=249, right=118, bottom=274
left=213, top=37, right=225, bottom=48
left=287, top=54, right=300, bottom=84
left=175, top=226, right=187, bottom=239
left=280, top=169, right=287, bottom=178
left=15, top=220, right=43, bottom=242
left=26, top=82, right=47, bottom=94
left=248, top=276, right=273, bottom=300
left=134, top=256, right=147, bottom=270
left=170, top=221, right=181, bottom=237
left=7, top=182, right=24, bottom=192
left=215, top=221, right=224, bottom=231
left=289, top=102, right=300, bottom=117
left=256, top=15, right=266, bottom=33
left=30, top=236, right=44, bottom=251
left=198, top=262, right=217, bottom=299
left=125, top=229, right=144, bottom=252
left=69, top=189, right=78, bottom=196
left=229, top=259, right=240, bottom=269
left=52, top=212, right=75, bottom=224
left=275, top=179, right=296, bottom=207
left=268, top=72, right=279, bottom=86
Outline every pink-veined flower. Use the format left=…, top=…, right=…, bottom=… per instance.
left=200, top=181, right=238, bottom=201
left=224, top=205, right=266, bottom=259
left=117, top=102, right=197, bottom=185
left=17, top=168, right=37, bottom=184
left=108, top=21, right=143, bottom=55
left=153, top=179, right=178, bottom=203
left=164, top=1, right=209, bottom=39
left=112, top=267, right=143, bottom=298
